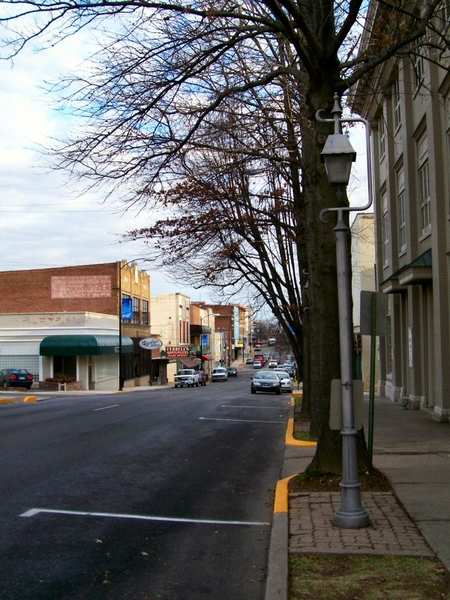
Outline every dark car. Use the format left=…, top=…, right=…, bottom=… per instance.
left=197, top=370, right=207, bottom=386
left=251, top=371, right=282, bottom=395
left=0, top=368, right=34, bottom=390
left=227, top=367, right=238, bottom=378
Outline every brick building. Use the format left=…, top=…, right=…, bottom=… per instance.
left=0, top=261, right=166, bottom=390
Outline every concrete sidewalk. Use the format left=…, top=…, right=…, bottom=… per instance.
left=266, top=395, right=450, bottom=600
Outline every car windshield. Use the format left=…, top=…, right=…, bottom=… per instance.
left=274, top=371, right=290, bottom=378
left=254, top=372, right=279, bottom=380
left=213, top=368, right=226, bottom=373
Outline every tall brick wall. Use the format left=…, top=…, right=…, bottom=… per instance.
left=0, top=263, right=120, bottom=315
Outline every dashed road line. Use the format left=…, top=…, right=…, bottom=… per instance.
left=199, top=417, right=285, bottom=424
left=94, top=404, right=120, bottom=411
left=20, top=508, right=270, bottom=527
left=221, top=405, right=287, bottom=409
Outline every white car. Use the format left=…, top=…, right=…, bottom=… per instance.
left=212, top=367, right=228, bottom=382
left=274, top=370, right=293, bottom=393
left=268, top=359, right=278, bottom=368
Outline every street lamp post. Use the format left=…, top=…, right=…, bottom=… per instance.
left=316, top=93, right=373, bottom=529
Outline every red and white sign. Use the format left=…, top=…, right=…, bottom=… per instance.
left=165, top=346, right=190, bottom=358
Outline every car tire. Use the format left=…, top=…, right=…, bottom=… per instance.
left=251, top=388, right=256, bottom=394
left=276, top=388, right=281, bottom=395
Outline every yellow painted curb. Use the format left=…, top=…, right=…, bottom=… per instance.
left=23, top=396, right=38, bottom=403
left=285, top=417, right=317, bottom=447
left=286, top=397, right=317, bottom=447
left=274, top=475, right=296, bottom=514
left=0, top=398, right=13, bottom=404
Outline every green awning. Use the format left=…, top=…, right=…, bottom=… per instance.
left=40, top=335, right=134, bottom=356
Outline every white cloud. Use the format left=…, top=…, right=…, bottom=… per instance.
left=0, top=34, right=207, bottom=300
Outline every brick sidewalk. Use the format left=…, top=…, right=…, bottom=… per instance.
left=289, top=491, right=434, bottom=556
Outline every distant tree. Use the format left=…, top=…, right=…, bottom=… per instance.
left=0, top=0, right=446, bottom=472
left=126, top=146, right=306, bottom=385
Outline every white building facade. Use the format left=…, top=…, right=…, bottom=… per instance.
left=352, top=1, right=450, bottom=419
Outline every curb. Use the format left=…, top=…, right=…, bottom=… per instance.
left=264, top=475, right=295, bottom=600
left=285, top=398, right=317, bottom=447
left=265, top=395, right=317, bottom=599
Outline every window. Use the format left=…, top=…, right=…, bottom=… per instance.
left=379, top=108, right=387, bottom=159
left=393, top=76, right=402, bottom=131
left=417, top=133, right=431, bottom=235
left=386, top=315, right=393, bottom=375
left=132, top=297, right=140, bottom=324
left=142, top=300, right=149, bottom=325
left=397, top=168, right=406, bottom=252
left=381, top=191, right=390, bottom=267
left=413, top=54, right=424, bottom=90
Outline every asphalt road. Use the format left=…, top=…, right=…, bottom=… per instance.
left=0, top=369, right=289, bottom=600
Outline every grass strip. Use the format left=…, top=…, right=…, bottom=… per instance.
left=290, top=554, right=450, bottom=599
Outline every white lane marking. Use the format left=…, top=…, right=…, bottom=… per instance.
left=199, top=417, right=284, bottom=424
left=221, top=405, right=287, bottom=410
left=20, top=508, right=269, bottom=527
left=94, top=404, right=120, bottom=411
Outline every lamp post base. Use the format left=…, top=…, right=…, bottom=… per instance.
left=334, top=499, right=370, bottom=529
left=334, top=507, right=370, bottom=529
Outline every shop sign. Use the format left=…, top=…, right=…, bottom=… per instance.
left=139, top=338, right=163, bottom=350
left=165, top=346, right=190, bottom=358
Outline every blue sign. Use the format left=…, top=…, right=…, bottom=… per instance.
left=122, top=297, right=133, bottom=320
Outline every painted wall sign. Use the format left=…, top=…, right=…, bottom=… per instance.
left=51, top=276, right=111, bottom=299
left=139, top=338, right=163, bottom=350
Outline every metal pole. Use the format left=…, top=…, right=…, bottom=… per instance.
left=368, top=292, right=377, bottom=461
left=333, top=209, right=370, bottom=529
left=118, top=265, right=123, bottom=392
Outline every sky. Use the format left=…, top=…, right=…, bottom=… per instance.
left=0, top=33, right=211, bottom=300
left=0, top=25, right=370, bottom=303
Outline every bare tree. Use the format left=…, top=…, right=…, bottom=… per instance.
left=0, top=0, right=446, bottom=472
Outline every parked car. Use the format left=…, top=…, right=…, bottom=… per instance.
left=273, top=370, right=293, bottom=393
left=212, top=367, right=228, bottom=382
left=246, top=357, right=254, bottom=364
left=268, top=359, right=278, bottom=368
left=253, top=360, right=263, bottom=369
left=251, top=371, right=282, bottom=395
left=197, top=370, right=207, bottom=386
left=174, top=369, right=200, bottom=388
left=227, top=367, right=238, bottom=378
left=0, top=368, right=34, bottom=390
left=280, top=363, right=295, bottom=377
